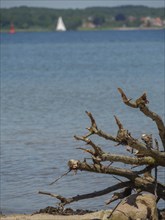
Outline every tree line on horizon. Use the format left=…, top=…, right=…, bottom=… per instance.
left=0, top=5, right=164, bottom=31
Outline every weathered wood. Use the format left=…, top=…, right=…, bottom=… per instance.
left=39, top=88, right=165, bottom=209
left=39, top=181, right=131, bottom=206
left=68, top=160, right=165, bottom=200
left=68, top=160, right=138, bottom=180
left=101, top=153, right=156, bottom=166
left=118, top=88, right=165, bottom=150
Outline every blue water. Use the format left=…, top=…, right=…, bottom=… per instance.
left=1, top=30, right=165, bottom=214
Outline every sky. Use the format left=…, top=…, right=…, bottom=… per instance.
left=1, top=0, right=165, bottom=9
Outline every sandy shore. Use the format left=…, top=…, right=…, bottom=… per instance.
left=0, top=210, right=111, bottom=220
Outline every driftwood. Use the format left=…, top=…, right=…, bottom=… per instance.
left=39, top=88, right=165, bottom=211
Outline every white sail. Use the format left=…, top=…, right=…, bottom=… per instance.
left=56, top=17, right=66, bottom=31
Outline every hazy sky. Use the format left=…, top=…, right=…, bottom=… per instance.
left=1, top=0, right=165, bottom=9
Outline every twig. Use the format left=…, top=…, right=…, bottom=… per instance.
left=38, top=191, right=68, bottom=206
left=154, top=165, right=158, bottom=199
left=108, top=199, right=123, bottom=219
left=112, top=175, right=123, bottom=183
left=49, top=169, right=71, bottom=185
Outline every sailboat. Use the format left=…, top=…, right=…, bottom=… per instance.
left=56, top=17, right=66, bottom=31
left=9, top=23, right=15, bottom=34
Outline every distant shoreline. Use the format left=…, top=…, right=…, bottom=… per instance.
left=78, top=26, right=164, bottom=31
left=1, top=27, right=164, bottom=33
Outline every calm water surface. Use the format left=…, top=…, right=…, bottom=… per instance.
left=1, top=30, right=165, bottom=213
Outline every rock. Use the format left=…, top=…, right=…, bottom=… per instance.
left=103, top=193, right=158, bottom=220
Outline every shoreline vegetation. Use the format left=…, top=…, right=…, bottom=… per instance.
left=1, top=5, right=164, bottom=32
left=1, top=26, right=164, bottom=33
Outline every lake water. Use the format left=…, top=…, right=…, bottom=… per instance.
left=1, top=29, right=165, bottom=214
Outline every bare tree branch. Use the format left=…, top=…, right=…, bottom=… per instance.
left=38, top=191, right=69, bottom=205
left=39, top=181, right=131, bottom=206
left=40, top=88, right=165, bottom=212
left=84, top=111, right=119, bottom=142
left=118, top=88, right=165, bottom=150
left=101, top=153, right=157, bottom=166
left=74, top=135, right=103, bottom=156
left=74, top=119, right=165, bottom=166
left=68, top=160, right=138, bottom=180
left=67, top=160, right=165, bottom=200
